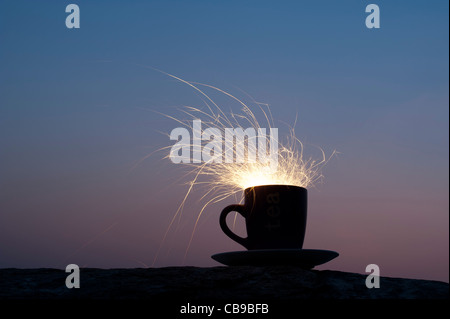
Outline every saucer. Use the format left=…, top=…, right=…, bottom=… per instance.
left=211, top=249, right=338, bottom=268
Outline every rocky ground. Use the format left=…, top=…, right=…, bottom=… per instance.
left=0, top=266, right=448, bottom=300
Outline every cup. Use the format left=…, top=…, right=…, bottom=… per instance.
left=220, top=184, right=307, bottom=250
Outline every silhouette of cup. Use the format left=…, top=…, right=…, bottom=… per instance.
left=220, top=185, right=307, bottom=250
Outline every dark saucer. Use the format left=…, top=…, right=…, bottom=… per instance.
left=211, top=249, right=339, bottom=268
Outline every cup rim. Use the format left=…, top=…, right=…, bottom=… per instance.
left=244, top=184, right=307, bottom=192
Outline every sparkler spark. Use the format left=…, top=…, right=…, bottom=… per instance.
left=151, top=70, right=336, bottom=264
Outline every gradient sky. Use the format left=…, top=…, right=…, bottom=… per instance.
left=0, top=1, right=448, bottom=282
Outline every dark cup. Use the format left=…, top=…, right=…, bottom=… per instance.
left=220, top=185, right=307, bottom=250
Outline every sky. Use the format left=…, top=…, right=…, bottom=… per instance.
left=0, top=1, right=448, bottom=282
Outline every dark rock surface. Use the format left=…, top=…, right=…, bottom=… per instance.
left=0, top=266, right=448, bottom=300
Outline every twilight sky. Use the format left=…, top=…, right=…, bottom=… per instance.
left=0, top=0, right=448, bottom=282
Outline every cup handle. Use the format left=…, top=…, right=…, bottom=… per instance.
left=220, top=204, right=248, bottom=249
